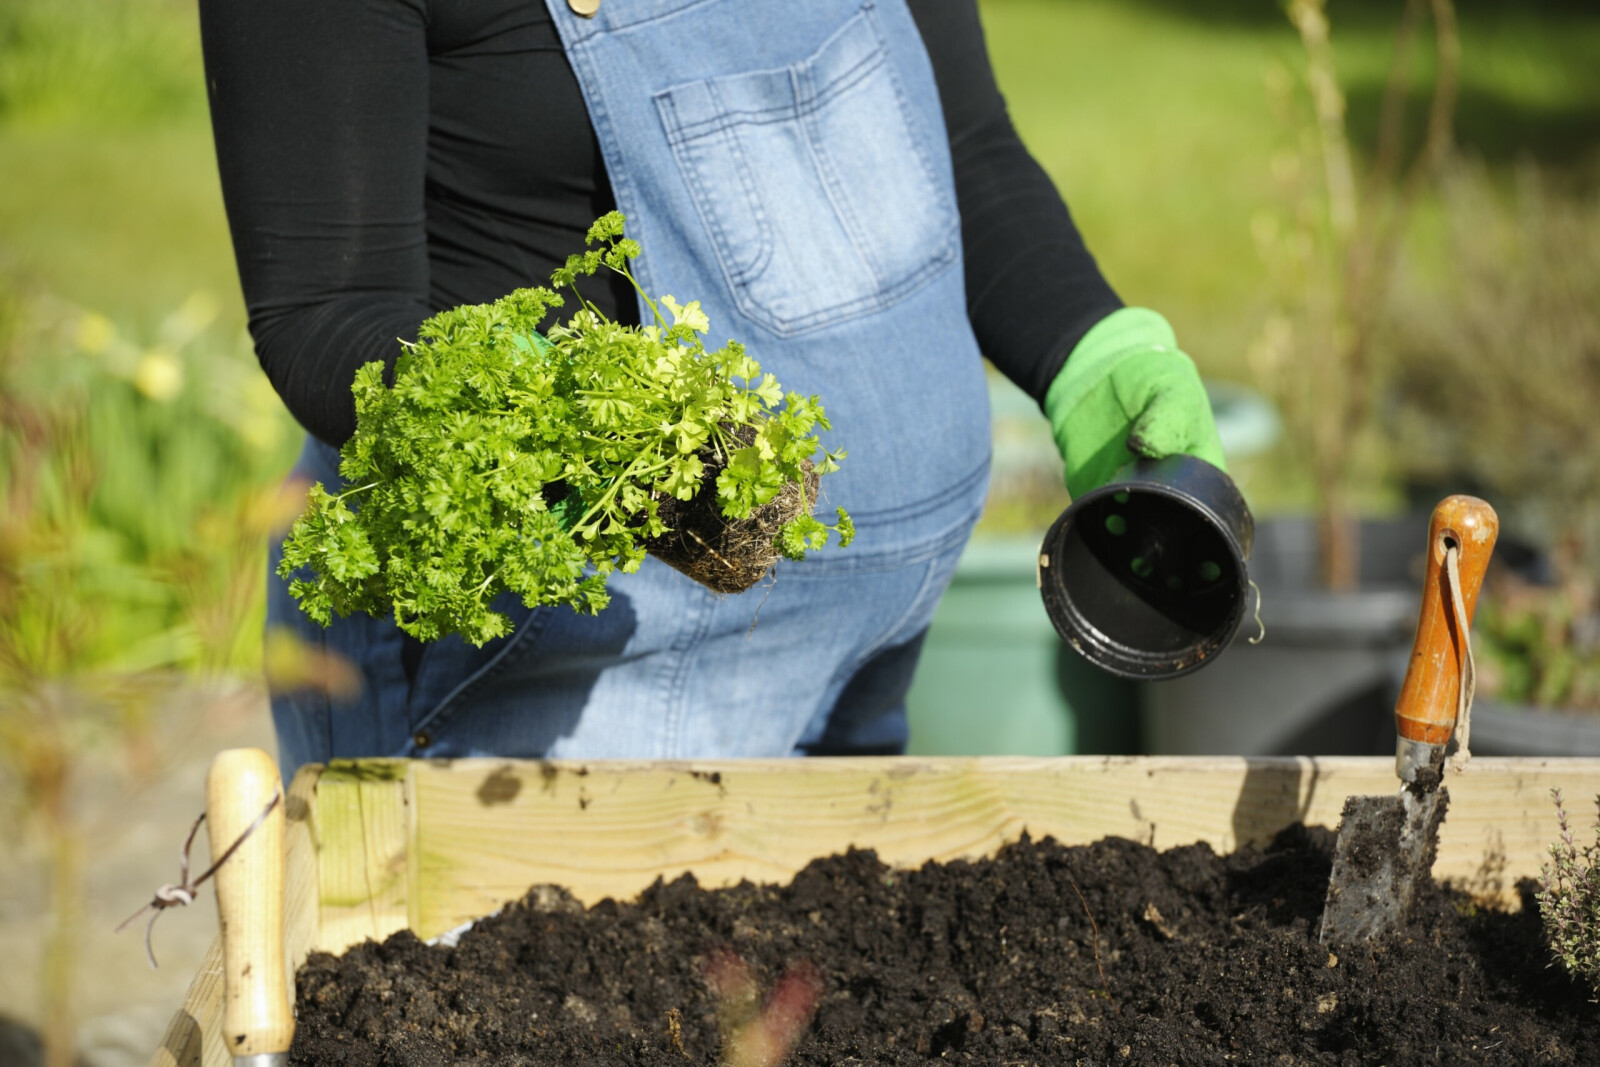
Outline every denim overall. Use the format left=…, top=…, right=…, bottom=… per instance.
left=268, top=0, right=992, bottom=773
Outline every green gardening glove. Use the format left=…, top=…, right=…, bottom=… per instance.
left=1044, top=307, right=1227, bottom=500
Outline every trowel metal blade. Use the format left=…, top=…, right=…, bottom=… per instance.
left=1319, top=785, right=1449, bottom=944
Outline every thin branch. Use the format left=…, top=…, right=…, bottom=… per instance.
left=1068, top=876, right=1107, bottom=990
left=1345, top=0, right=1460, bottom=436
left=1361, top=0, right=1428, bottom=211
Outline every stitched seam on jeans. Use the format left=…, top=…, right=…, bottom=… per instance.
left=651, top=9, right=957, bottom=337
left=594, top=0, right=720, bottom=33
left=408, top=606, right=557, bottom=741
left=561, top=35, right=653, bottom=318
left=659, top=47, right=886, bottom=142
left=656, top=91, right=774, bottom=291
left=844, top=456, right=991, bottom=528
left=727, top=246, right=955, bottom=338
left=796, top=59, right=885, bottom=290
left=659, top=583, right=716, bottom=757
left=786, top=495, right=981, bottom=578
left=789, top=546, right=951, bottom=753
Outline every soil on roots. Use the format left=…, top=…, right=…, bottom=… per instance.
left=645, top=423, right=819, bottom=594
left=289, top=829, right=1596, bottom=1067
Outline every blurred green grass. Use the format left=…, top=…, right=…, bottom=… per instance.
left=0, top=0, right=235, bottom=323
left=0, top=127, right=240, bottom=327
left=0, top=0, right=300, bottom=695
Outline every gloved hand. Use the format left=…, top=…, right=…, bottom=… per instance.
left=1044, top=307, right=1227, bottom=500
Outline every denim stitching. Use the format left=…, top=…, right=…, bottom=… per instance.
left=655, top=90, right=774, bottom=290
left=563, top=35, right=655, bottom=303
left=659, top=582, right=716, bottom=757
left=407, top=604, right=558, bottom=744
left=785, top=500, right=979, bottom=578
left=840, top=527, right=969, bottom=705
left=795, top=58, right=886, bottom=290
left=658, top=47, right=887, bottom=141
left=590, top=0, right=720, bottom=34
left=651, top=10, right=958, bottom=338
left=872, top=8, right=956, bottom=264
left=706, top=80, right=775, bottom=287
left=788, top=538, right=957, bottom=753
left=846, top=454, right=990, bottom=527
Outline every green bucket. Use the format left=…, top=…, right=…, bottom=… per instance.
left=905, top=537, right=1139, bottom=756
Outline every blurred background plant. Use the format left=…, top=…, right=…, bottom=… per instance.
left=1232, top=0, right=1600, bottom=722
left=1537, top=789, right=1600, bottom=998
left=1387, top=157, right=1600, bottom=712
left=0, top=279, right=302, bottom=1067
left=1246, top=0, right=1458, bottom=590
left=1, top=2, right=318, bottom=1060
left=0, top=0, right=205, bottom=129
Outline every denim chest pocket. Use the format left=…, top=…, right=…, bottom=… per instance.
left=654, top=7, right=958, bottom=337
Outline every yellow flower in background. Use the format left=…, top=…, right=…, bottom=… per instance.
left=134, top=348, right=184, bottom=401
left=236, top=374, right=288, bottom=452
left=160, top=291, right=221, bottom=348
left=75, top=310, right=116, bottom=355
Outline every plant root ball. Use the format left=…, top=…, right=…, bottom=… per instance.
left=646, top=438, right=820, bottom=595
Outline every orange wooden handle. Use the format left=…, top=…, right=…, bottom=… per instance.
left=1394, top=496, right=1498, bottom=745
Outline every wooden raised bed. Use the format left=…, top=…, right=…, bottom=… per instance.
left=148, top=754, right=1600, bottom=1067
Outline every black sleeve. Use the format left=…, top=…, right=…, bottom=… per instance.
left=906, top=0, right=1124, bottom=404
left=199, top=0, right=433, bottom=448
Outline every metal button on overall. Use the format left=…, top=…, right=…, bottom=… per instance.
left=568, top=0, right=600, bottom=17
left=413, top=731, right=431, bottom=750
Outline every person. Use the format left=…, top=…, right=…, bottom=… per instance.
left=198, top=0, right=1225, bottom=774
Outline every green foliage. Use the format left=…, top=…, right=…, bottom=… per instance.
left=1384, top=161, right=1600, bottom=709
left=1537, top=789, right=1600, bottom=998
left=1475, top=572, right=1600, bottom=712
left=280, top=213, right=851, bottom=646
left=0, top=286, right=302, bottom=687
left=0, top=281, right=301, bottom=1067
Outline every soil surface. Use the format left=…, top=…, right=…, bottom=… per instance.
left=291, top=828, right=1596, bottom=1067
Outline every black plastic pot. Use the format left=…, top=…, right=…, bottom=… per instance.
left=1138, top=515, right=1429, bottom=755
left=1468, top=698, right=1600, bottom=757
left=1038, top=456, right=1255, bottom=680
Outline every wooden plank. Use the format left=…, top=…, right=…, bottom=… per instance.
left=311, top=759, right=412, bottom=954
left=149, top=764, right=323, bottom=1067
left=146, top=936, right=219, bottom=1067
left=283, top=765, right=323, bottom=996
left=394, top=755, right=1600, bottom=945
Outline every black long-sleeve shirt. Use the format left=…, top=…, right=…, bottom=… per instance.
left=199, top=0, right=1121, bottom=447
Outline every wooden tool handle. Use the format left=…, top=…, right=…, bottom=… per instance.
left=1394, top=496, right=1498, bottom=746
left=206, top=748, right=292, bottom=1057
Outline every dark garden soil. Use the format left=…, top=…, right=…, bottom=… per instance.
left=290, top=828, right=1596, bottom=1067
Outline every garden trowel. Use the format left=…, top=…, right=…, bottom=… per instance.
left=1319, top=496, right=1498, bottom=944
left=208, top=748, right=293, bottom=1067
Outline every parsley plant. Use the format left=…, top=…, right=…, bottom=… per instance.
left=278, top=213, right=851, bottom=646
